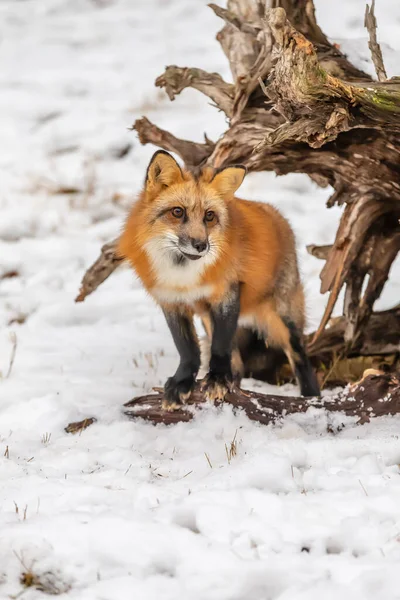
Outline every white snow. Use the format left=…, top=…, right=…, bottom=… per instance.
left=1, top=0, right=400, bottom=598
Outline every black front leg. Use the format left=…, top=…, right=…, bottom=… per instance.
left=202, top=285, right=240, bottom=402
left=163, top=309, right=200, bottom=411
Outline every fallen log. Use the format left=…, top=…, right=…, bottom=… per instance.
left=63, top=371, right=400, bottom=431
left=122, top=371, right=400, bottom=427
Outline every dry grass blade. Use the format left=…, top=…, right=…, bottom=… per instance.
left=225, top=443, right=230, bottom=464
left=178, top=470, right=193, bottom=480
left=225, top=429, right=238, bottom=464
left=359, top=479, right=369, bottom=496
left=41, top=432, right=52, bottom=445
left=321, top=350, right=345, bottom=389
left=204, top=452, right=213, bottom=469
left=6, top=332, right=18, bottom=378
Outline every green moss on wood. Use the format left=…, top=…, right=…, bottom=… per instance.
left=361, top=88, right=400, bottom=114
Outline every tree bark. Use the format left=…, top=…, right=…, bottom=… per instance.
left=122, top=370, right=400, bottom=427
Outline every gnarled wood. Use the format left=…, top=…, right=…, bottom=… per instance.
left=134, top=117, right=215, bottom=167
left=77, top=0, right=400, bottom=371
left=240, top=307, right=400, bottom=386
left=64, top=372, right=400, bottom=431
left=75, top=239, right=122, bottom=303
left=123, top=371, right=400, bottom=427
left=155, top=66, right=234, bottom=117
left=306, top=244, right=332, bottom=260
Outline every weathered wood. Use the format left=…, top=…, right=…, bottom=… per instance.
left=307, top=307, right=400, bottom=359
left=365, top=0, right=387, bottom=82
left=65, top=417, right=97, bottom=434
left=123, top=371, right=400, bottom=427
left=63, top=371, right=400, bottom=431
left=306, top=244, right=332, bottom=260
left=134, top=117, right=215, bottom=167
left=155, top=67, right=234, bottom=117
left=75, top=239, right=122, bottom=303
left=76, top=0, right=400, bottom=362
left=238, top=307, right=400, bottom=386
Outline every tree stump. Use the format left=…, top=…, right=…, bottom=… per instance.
left=75, top=0, right=400, bottom=382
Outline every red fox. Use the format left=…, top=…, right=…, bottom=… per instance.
left=117, top=150, right=320, bottom=410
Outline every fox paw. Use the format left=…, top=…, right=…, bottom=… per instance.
left=201, top=372, right=233, bottom=403
left=162, top=376, right=193, bottom=411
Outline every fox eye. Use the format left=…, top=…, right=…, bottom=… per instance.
left=205, top=210, right=215, bottom=222
left=171, top=207, right=184, bottom=218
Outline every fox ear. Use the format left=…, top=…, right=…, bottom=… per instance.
left=210, top=165, right=246, bottom=197
left=145, top=150, right=183, bottom=190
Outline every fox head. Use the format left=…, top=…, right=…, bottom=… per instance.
left=139, top=150, right=246, bottom=268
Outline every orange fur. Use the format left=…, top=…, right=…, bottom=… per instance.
left=117, top=151, right=307, bottom=377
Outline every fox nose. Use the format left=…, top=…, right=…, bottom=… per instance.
left=191, top=238, right=208, bottom=253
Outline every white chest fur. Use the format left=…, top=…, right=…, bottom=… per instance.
left=151, top=284, right=214, bottom=304
left=145, top=237, right=215, bottom=305
left=238, top=314, right=258, bottom=328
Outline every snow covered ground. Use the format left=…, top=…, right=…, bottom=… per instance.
left=1, top=0, right=400, bottom=597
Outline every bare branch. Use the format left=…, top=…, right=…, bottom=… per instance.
left=75, top=239, right=122, bottom=303
left=313, top=194, right=392, bottom=343
left=307, top=306, right=400, bottom=358
left=155, top=66, right=234, bottom=117
left=365, top=0, right=387, bottom=82
left=306, top=244, right=332, bottom=260
left=6, top=332, right=17, bottom=378
left=208, top=3, right=259, bottom=35
left=231, top=19, right=274, bottom=120
left=133, top=117, right=215, bottom=167
left=213, top=0, right=263, bottom=87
